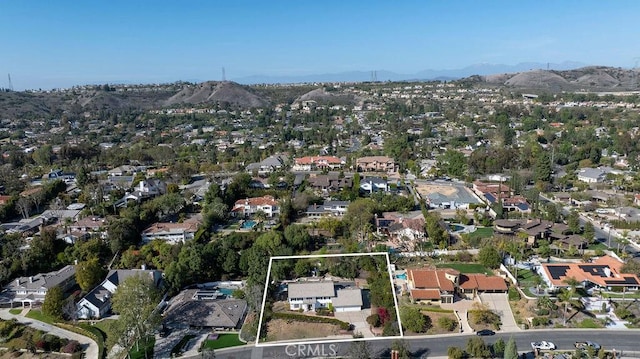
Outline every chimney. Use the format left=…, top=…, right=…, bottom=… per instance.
left=29, top=276, right=33, bottom=283
left=141, top=264, right=147, bottom=270
left=15, top=279, right=19, bottom=286
left=74, top=259, right=78, bottom=265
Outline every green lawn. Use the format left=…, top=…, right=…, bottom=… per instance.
left=201, top=333, right=245, bottom=350
left=468, top=227, right=494, bottom=240
left=25, top=309, right=55, bottom=324
left=8, top=309, right=21, bottom=315
left=436, top=263, right=491, bottom=274
left=587, top=242, right=608, bottom=250
left=576, top=318, right=603, bottom=328
left=92, top=319, right=119, bottom=353
left=515, top=269, right=538, bottom=286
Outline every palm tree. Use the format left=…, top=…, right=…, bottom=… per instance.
left=559, top=277, right=580, bottom=325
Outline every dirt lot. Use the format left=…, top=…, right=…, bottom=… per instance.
left=266, top=319, right=341, bottom=342
left=425, top=311, right=459, bottom=335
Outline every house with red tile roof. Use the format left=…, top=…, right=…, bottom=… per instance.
left=539, top=255, right=640, bottom=291
left=231, top=195, right=280, bottom=218
left=407, top=268, right=507, bottom=303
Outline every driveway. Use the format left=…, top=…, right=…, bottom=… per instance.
left=333, top=310, right=374, bottom=338
left=439, top=297, right=477, bottom=333
left=479, top=293, right=520, bottom=331
left=0, top=309, right=99, bottom=359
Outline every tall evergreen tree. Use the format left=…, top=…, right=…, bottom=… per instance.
left=504, top=337, right=518, bottom=359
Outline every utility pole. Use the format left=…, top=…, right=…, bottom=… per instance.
left=7, top=74, right=13, bottom=91
left=222, top=67, right=226, bottom=82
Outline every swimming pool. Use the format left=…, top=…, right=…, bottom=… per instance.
left=449, top=224, right=465, bottom=232
left=218, top=288, right=235, bottom=296
left=241, top=220, right=257, bottom=229
left=395, top=273, right=407, bottom=280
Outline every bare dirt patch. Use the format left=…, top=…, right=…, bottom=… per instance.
left=265, top=319, right=341, bottom=341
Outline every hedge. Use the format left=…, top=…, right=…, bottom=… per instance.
left=271, top=312, right=351, bottom=330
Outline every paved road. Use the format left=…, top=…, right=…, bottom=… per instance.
left=206, top=330, right=640, bottom=358
left=0, top=309, right=99, bottom=359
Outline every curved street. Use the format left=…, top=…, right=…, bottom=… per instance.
left=0, top=308, right=99, bottom=359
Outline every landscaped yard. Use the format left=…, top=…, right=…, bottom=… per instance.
left=467, top=227, right=494, bottom=240
left=8, top=309, right=21, bottom=315
left=25, top=309, right=55, bottom=324
left=435, top=263, right=491, bottom=274
left=200, top=333, right=245, bottom=350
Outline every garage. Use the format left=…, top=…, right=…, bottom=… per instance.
left=334, top=305, right=361, bottom=313
left=332, top=288, right=363, bottom=313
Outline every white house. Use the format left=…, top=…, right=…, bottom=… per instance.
left=231, top=195, right=280, bottom=218
left=288, top=281, right=362, bottom=312
left=76, top=269, right=163, bottom=319
left=0, top=265, right=76, bottom=308
left=360, top=177, right=389, bottom=193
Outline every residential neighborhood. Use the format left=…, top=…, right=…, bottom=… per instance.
left=1, top=71, right=640, bottom=358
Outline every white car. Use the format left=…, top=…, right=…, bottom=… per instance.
left=531, top=341, right=556, bottom=350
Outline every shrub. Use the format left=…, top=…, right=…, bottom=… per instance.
left=438, top=316, right=458, bottom=331
left=62, top=340, right=81, bottom=353
left=531, top=317, right=549, bottom=327
left=535, top=308, right=550, bottom=316
left=448, top=346, right=465, bottom=359
left=367, top=314, right=381, bottom=327
left=232, top=289, right=245, bottom=299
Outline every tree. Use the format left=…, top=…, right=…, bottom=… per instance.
left=111, top=274, right=162, bottom=354
left=400, top=306, right=431, bottom=333
left=448, top=346, right=465, bottom=359
left=75, top=258, right=106, bottom=292
left=348, top=340, right=371, bottom=359
left=466, top=337, right=491, bottom=358
left=478, top=246, right=502, bottom=269
left=583, top=221, right=595, bottom=244
left=535, top=151, right=552, bottom=183
left=284, top=224, right=312, bottom=250
left=492, top=337, right=505, bottom=358
left=42, top=286, right=65, bottom=320
left=391, top=339, right=412, bottom=359
left=504, top=337, right=518, bottom=359
left=567, top=210, right=580, bottom=234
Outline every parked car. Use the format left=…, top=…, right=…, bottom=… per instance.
left=575, top=341, right=601, bottom=350
left=531, top=341, right=556, bottom=350
left=476, top=329, right=495, bottom=336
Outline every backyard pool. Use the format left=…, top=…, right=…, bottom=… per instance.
left=395, top=273, right=407, bottom=280
left=241, top=220, right=257, bottom=229
left=218, top=288, right=235, bottom=297
left=449, top=224, right=465, bottom=232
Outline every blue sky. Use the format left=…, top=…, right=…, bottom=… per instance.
left=1, top=1, right=639, bottom=89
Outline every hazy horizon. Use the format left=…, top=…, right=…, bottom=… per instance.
left=2, top=1, right=639, bottom=90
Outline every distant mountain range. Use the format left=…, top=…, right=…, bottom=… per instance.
left=232, top=61, right=588, bottom=84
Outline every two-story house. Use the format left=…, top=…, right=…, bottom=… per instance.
left=76, top=269, right=163, bottom=319
left=288, top=281, right=363, bottom=313
left=231, top=195, right=280, bottom=218
left=0, top=265, right=76, bottom=308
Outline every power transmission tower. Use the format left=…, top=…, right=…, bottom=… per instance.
left=222, top=67, right=226, bottom=81
left=7, top=73, right=13, bottom=91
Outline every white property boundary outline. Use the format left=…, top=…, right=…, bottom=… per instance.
left=255, top=252, right=404, bottom=348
